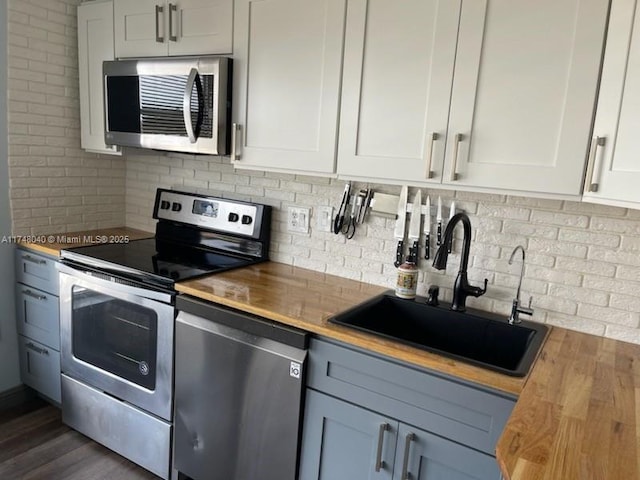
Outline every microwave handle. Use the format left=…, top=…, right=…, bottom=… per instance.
left=183, top=68, right=199, bottom=143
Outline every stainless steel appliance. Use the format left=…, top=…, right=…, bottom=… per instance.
left=173, top=296, right=308, bottom=480
left=103, top=56, right=231, bottom=155
left=58, top=188, right=271, bottom=479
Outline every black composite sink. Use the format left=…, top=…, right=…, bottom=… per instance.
left=329, top=293, right=548, bottom=377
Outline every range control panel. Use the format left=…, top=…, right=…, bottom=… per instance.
left=153, top=189, right=264, bottom=238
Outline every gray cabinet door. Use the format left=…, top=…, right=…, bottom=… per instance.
left=393, top=423, right=501, bottom=480
left=299, top=390, right=397, bottom=480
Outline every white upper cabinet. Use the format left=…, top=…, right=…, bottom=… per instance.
left=336, top=0, right=460, bottom=183
left=77, top=0, right=121, bottom=156
left=231, top=0, right=346, bottom=174
left=335, top=0, right=608, bottom=195
left=113, top=0, right=232, bottom=58
left=444, top=0, right=608, bottom=195
left=583, top=0, right=640, bottom=208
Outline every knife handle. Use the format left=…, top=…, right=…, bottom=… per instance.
left=424, top=234, right=430, bottom=260
left=394, top=240, right=404, bottom=268
left=436, top=223, right=442, bottom=246
left=409, top=241, right=419, bottom=266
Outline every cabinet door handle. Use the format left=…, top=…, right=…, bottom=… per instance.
left=169, top=3, right=178, bottom=42
left=231, top=123, right=242, bottom=161
left=22, top=254, right=46, bottom=265
left=586, top=136, right=606, bottom=193
left=425, top=132, right=439, bottom=179
left=26, top=342, right=48, bottom=356
left=400, top=432, right=416, bottom=480
left=450, top=133, right=464, bottom=181
left=22, top=289, right=47, bottom=301
left=374, top=423, right=390, bottom=472
left=155, top=4, right=164, bottom=43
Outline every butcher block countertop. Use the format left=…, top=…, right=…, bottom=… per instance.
left=18, top=227, right=153, bottom=256
left=176, top=261, right=640, bottom=480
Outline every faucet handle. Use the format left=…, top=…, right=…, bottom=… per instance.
left=527, top=296, right=533, bottom=309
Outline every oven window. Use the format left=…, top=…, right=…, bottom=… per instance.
left=71, top=286, right=158, bottom=390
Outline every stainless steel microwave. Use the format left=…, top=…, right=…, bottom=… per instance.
left=103, top=56, right=231, bottom=155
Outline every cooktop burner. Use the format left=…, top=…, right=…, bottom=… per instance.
left=60, top=189, right=272, bottom=291
left=65, top=238, right=252, bottom=286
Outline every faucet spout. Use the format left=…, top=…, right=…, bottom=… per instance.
left=432, top=213, right=487, bottom=312
left=508, top=245, right=534, bottom=324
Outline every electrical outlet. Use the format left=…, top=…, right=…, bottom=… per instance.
left=316, top=206, right=334, bottom=232
left=287, top=206, right=310, bottom=234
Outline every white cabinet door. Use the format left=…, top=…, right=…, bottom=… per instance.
left=114, top=0, right=232, bottom=58
left=166, top=0, right=232, bottom=56
left=583, top=0, right=640, bottom=207
left=232, top=0, right=346, bottom=174
left=77, top=0, right=121, bottom=155
left=114, top=0, right=167, bottom=58
left=337, top=0, right=460, bottom=183
left=445, top=0, right=608, bottom=195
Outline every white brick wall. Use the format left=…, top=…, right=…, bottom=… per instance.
left=7, top=0, right=125, bottom=235
left=125, top=152, right=640, bottom=344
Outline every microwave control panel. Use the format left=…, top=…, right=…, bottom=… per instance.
left=154, top=190, right=261, bottom=238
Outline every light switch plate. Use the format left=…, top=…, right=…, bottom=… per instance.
left=287, top=206, right=310, bottom=234
left=316, top=206, right=333, bottom=232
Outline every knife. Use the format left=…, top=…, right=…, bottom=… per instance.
left=408, top=190, right=422, bottom=265
left=436, top=196, right=443, bottom=246
left=424, top=195, right=431, bottom=260
left=447, top=200, right=456, bottom=253
left=393, top=186, right=408, bottom=267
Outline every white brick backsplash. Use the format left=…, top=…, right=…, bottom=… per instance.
left=577, top=304, right=639, bottom=328
left=604, top=324, right=640, bottom=344
left=556, top=257, right=616, bottom=277
left=558, top=228, right=620, bottom=247
left=545, top=314, right=607, bottom=336
left=530, top=210, right=589, bottom=228
left=503, top=220, right=559, bottom=239
left=548, top=284, right=609, bottom=307
left=477, top=204, right=531, bottom=221
left=609, top=294, right=640, bottom=314
left=590, top=216, right=640, bottom=235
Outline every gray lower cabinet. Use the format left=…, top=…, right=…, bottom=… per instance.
left=300, top=338, right=512, bottom=480
left=15, top=247, right=61, bottom=403
left=300, top=390, right=499, bottom=480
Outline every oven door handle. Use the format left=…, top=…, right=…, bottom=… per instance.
left=56, top=262, right=174, bottom=305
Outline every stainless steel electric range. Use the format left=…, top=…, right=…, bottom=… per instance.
left=57, top=188, right=272, bottom=479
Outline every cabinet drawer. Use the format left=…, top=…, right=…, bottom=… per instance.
left=307, top=338, right=515, bottom=455
left=15, top=248, right=59, bottom=295
left=18, top=335, right=61, bottom=403
left=16, top=284, right=60, bottom=350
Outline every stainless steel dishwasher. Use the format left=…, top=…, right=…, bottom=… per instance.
left=173, top=296, right=309, bottom=480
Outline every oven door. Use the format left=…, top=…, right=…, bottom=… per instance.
left=59, top=265, right=174, bottom=421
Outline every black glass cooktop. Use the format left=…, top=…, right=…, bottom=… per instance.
left=63, top=238, right=253, bottom=289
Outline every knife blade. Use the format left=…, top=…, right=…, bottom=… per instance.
left=408, top=190, right=422, bottom=265
left=424, top=195, right=431, bottom=260
left=436, top=196, right=443, bottom=246
left=447, top=200, right=456, bottom=253
left=393, top=186, right=409, bottom=267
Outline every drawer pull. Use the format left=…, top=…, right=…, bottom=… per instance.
left=22, top=254, right=46, bottom=265
left=401, top=432, right=416, bottom=480
left=22, top=289, right=47, bottom=301
left=374, top=423, right=390, bottom=472
left=26, top=342, right=48, bottom=356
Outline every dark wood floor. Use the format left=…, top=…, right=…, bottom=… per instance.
left=0, top=399, right=160, bottom=480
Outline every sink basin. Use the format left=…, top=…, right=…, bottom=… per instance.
left=329, top=293, right=548, bottom=377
